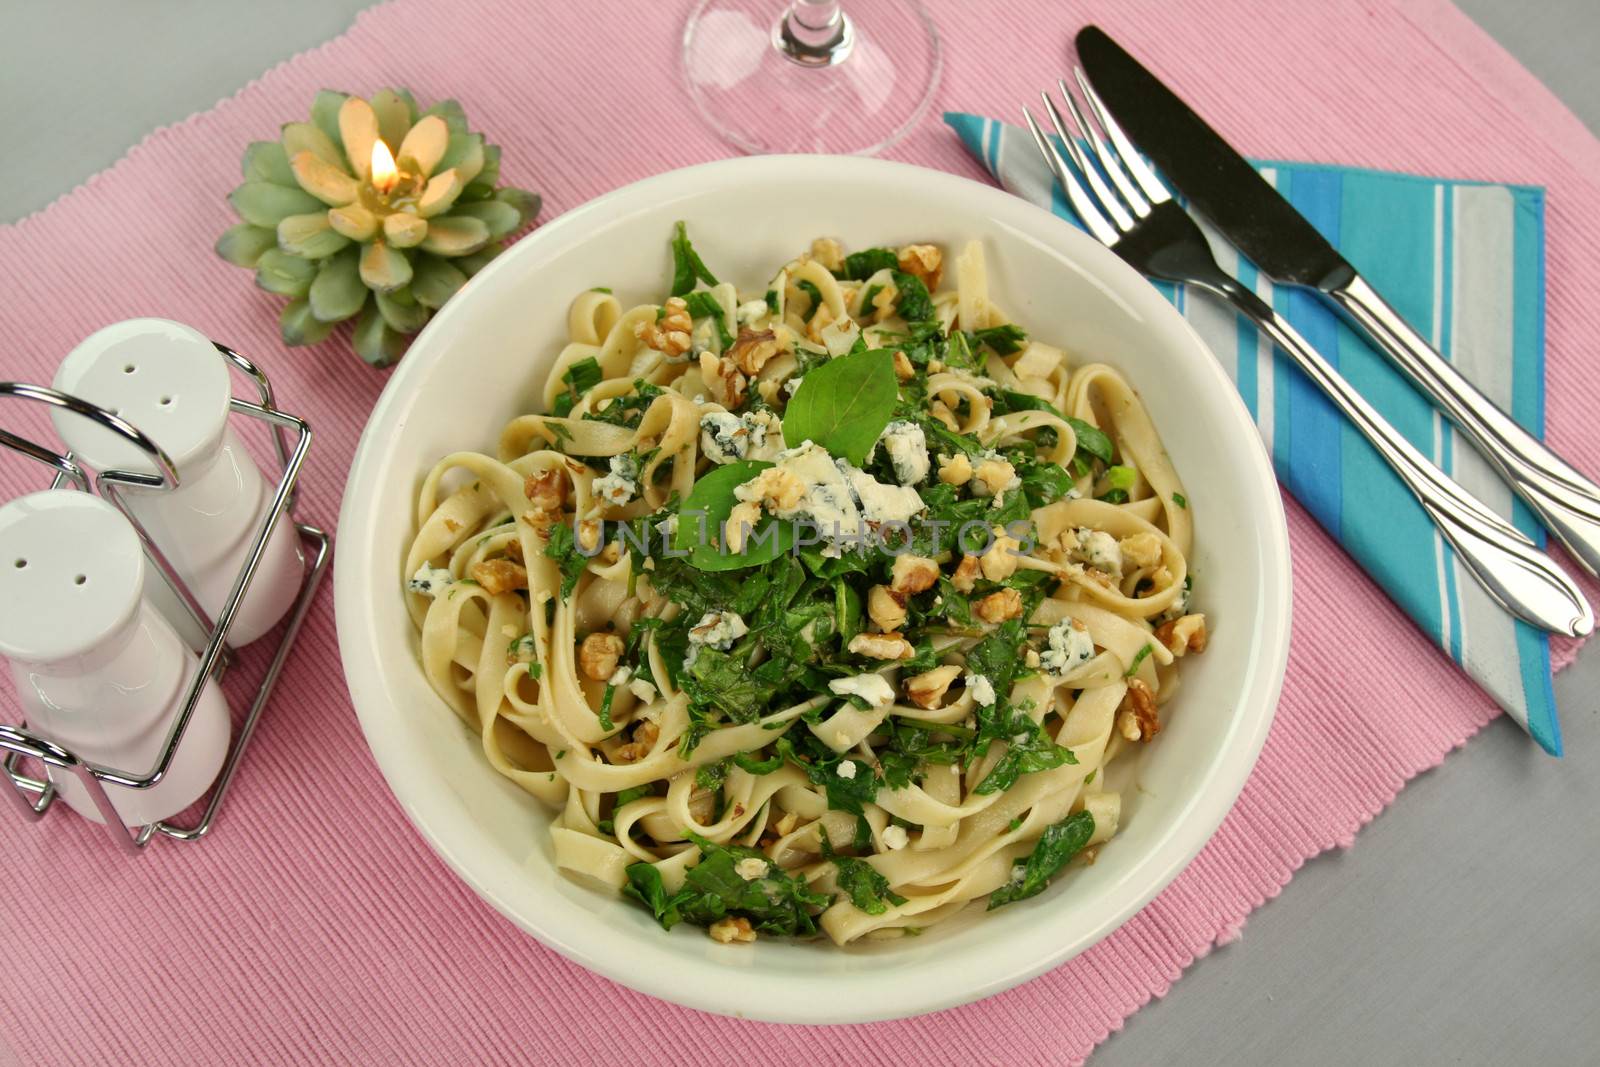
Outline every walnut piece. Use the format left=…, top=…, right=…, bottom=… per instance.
left=729, top=327, right=780, bottom=376
left=892, top=349, right=915, bottom=381
left=524, top=470, right=566, bottom=512
left=890, top=554, right=939, bottom=596
left=867, top=584, right=908, bottom=632
left=634, top=296, right=693, bottom=357
left=979, top=532, right=1021, bottom=582
left=708, top=916, right=757, bottom=944
left=737, top=467, right=806, bottom=511
left=905, top=664, right=962, bottom=709
left=471, top=559, right=529, bottom=596
left=938, top=452, right=973, bottom=487
left=577, top=519, right=602, bottom=553
left=809, top=237, right=845, bottom=273
left=897, top=243, right=943, bottom=291
left=848, top=632, right=916, bottom=660
left=1120, top=531, right=1163, bottom=571
left=1155, top=614, right=1207, bottom=656
left=698, top=351, right=748, bottom=410
left=611, top=719, right=660, bottom=764
left=974, top=587, right=1024, bottom=623
left=972, top=456, right=1017, bottom=497
left=950, top=554, right=981, bottom=593
left=724, top=500, right=762, bottom=553
left=1125, top=678, right=1159, bottom=741
left=578, top=632, right=624, bottom=681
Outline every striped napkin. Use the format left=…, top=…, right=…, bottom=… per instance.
left=947, top=112, right=1562, bottom=754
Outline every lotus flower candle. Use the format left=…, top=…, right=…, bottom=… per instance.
left=216, top=89, right=539, bottom=366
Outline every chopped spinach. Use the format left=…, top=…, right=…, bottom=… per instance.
left=551, top=356, right=603, bottom=417
left=543, top=521, right=589, bottom=597
left=986, top=810, right=1095, bottom=910
left=838, top=247, right=899, bottom=280
left=624, top=833, right=832, bottom=935
left=669, top=220, right=719, bottom=296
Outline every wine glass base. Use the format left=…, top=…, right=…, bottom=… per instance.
left=682, top=0, right=942, bottom=156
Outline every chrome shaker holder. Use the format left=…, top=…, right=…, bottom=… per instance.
left=0, top=342, right=331, bottom=850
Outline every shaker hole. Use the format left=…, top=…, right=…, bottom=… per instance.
left=159, top=396, right=173, bottom=406
left=123, top=364, right=136, bottom=374
left=12, top=559, right=25, bottom=569
left=73, top=574, right=87, bottom=586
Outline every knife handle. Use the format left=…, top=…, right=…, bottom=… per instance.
left=1214, top=278, right=1593, bottom=637
left=1328, top=275, right=1600, bottom=579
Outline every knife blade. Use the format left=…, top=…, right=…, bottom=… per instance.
left=1076, top=23, right=1600, bottom=579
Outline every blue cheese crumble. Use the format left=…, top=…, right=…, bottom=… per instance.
left=591, top=453, right=641, bottom=507
left=407, top=564, right=454, bottom=597
left=684, top=610, right=749, bottom=668
left=699, top=409, right=782, bottom=465
left=965, top=672, right=996, bottom=706
left=1069, top=527, right=1122, bottom=578
left=877, top=420, right=930, bottom=486
left=1039, top=618, right=1095, bottom=677
left=827, top=672, right=896, bottom=708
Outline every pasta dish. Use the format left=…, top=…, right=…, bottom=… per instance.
left=403, top=226, right=1206, bottom=945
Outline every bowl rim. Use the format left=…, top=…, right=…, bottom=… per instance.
left=334, top=153, right=1292, bottom=1024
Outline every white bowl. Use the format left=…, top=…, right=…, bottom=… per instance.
left=335, top=155, right=1291, bottom=1023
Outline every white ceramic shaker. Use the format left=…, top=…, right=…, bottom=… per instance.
left=0, top=491, right=231, bottom=826
left=51, top=318, right=304, bottom=646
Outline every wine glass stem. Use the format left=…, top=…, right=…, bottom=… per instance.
left=778, top=0, right=852, bottom=64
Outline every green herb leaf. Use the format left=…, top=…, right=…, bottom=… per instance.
left=1102, top=465, right=1136, bottom=490
left=795, top=279, right=825, bottom=323
left=782, top=348, right=899, bottom=464
left=838, top=248, right=898, bottom=280
left=968, top=324, right=1028, bottom=355
left=820, top=827, right=907, bottom=915
left=1172, top=492, right=1188, bottom=509
left=1124, top=642, right=1154, bottom=678
left=597, top=783, right=654, bottom=835
left=669, top=220, right=719, bottom=297
left=624, top=833, right=831, bottom=935
left=890, top=270, right=934, bottom=322
left=684, top=291, right=734, bottom=348
left=551, top=356, right=603, bottom=417
left=994, top=390, right=1064, bottom=417
left=674, top=459, right=794, bottom=571
left=1067, top=417, right=1114, bottom=465
left=733, top=750, right=784, bottom=775
left=543, top=522, right=589, bottom=597
left=696, top=758, right=731, bottom=791
left=987, top=810, right=1095, bottom=910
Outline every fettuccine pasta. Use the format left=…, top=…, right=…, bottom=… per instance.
left=404, top=227, right=1206, bottom=945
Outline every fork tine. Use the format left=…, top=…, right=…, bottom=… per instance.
left=1022, top=106, right=1120, bottom=247
left=1074, top=67, right=1171, bottom=207
left=1039, top=90, right=1135, bottom=233
left=1059, top=77, right=1149, bottom=218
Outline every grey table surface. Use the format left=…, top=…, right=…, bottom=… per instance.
left=2, top=2, right=1596, bottom=1064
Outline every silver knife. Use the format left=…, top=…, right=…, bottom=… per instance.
left=1077, top=25, right=1600, bottom=579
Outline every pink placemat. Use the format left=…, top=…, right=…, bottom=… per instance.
left=2, top=1, right=1598, bottom=1063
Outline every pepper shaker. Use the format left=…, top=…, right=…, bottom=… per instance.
left=0, top=491, right=231, bottom=826
left=51, top=318, right=304, bottom=646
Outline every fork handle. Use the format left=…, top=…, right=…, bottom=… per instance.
left=1327, top=275, right=1600, bottom=579
left=1213, top=278, right=1593, bottom=637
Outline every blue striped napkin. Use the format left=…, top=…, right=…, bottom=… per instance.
left=947, top=112, right=1561, bottom=755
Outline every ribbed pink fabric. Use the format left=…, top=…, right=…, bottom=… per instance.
left=2, top=1, right=1598, bottom=1063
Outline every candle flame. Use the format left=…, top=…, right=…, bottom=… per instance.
left=370, top=139, right=398, bottom=194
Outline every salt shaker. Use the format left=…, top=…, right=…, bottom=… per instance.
left=51, top=318, right=304, bottom=646
left=0, top=490, right=231, bottom=826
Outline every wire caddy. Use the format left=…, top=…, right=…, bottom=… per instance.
left=0, top=341, right=330, bottom=851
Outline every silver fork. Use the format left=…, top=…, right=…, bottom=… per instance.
left=1025, top=73, right=1593, bottom=638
